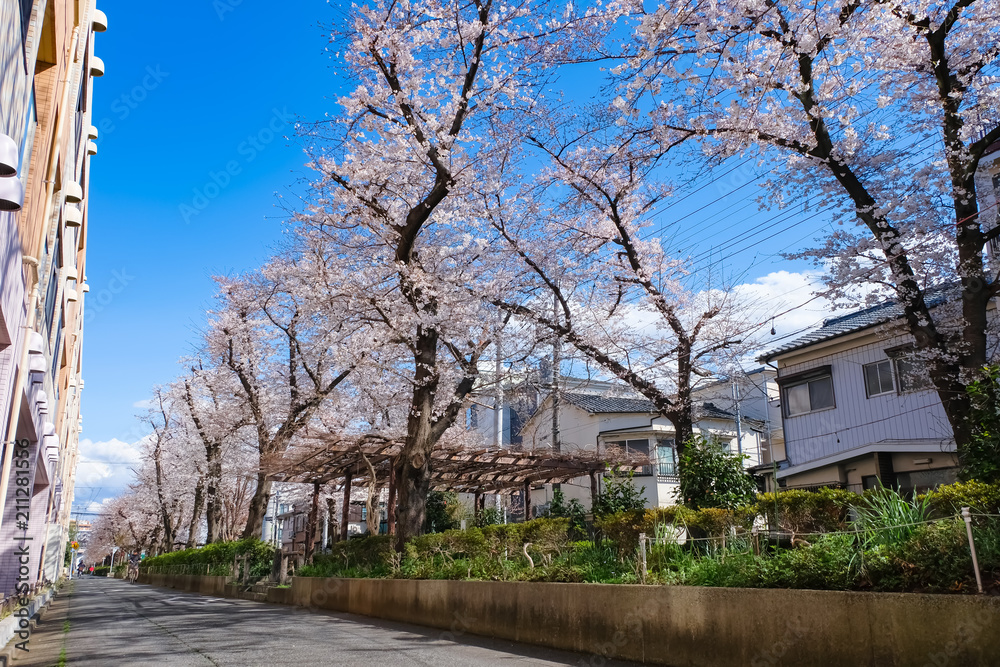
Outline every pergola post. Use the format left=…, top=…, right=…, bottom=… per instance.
left=386, top=459, right=397, bottom=536
left=523, top=480, right=531, bottom=522
left=474, top=491, right=483, bottom=521
left=589, top=470, right=599, bottom=510
left=340, top=472, right=352, bottom=542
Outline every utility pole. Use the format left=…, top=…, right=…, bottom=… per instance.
left=495, top=336, right=503, bottom=450
left=731, top=380, right=743, bottom=455
left=551, top=292, right=561, bottom=454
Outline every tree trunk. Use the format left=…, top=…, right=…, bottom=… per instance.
left=395, top=326, right=440, bottom=550
left=204, top=444, right=223, bottom=543
left=241, top=474, right=271, bottom=539
left=152, top=438, right=174, bottom=552
left=395, top=452, right=432, bottom=550
left=186, top=476, right=205, bottom=549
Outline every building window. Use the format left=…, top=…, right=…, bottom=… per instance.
left=19, top=0, right=33, bottom=44
left=656, top=440, right=677, bottom=477
left=607, top=439, right=651, bottom=475
left=894, top=357, right=932, bottom=393
left=784, top=374, right=835, bottom=416
left=886, top=345, right=932, bottom=394
left=863, top=360, right=894, bottom=397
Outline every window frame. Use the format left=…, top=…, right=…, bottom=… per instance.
left=863, top=359, right=895, bottom=398
left=777, top=366, right=836, bottom=417
left=656, top=439, right=677, bottom=478
left=886, top=345, right=932, bottom=394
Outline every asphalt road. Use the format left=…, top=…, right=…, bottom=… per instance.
left=13, top=578, right=643, bottom=666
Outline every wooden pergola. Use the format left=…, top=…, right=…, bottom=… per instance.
left=266, top=434, right=650, bottom=549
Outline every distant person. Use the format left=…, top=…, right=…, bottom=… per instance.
left=127, top=552, right=141, bottom=583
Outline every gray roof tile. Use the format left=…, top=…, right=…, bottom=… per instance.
left=762, top=284, right=955, bottom=361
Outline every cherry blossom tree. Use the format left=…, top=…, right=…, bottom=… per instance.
left=480, top=107, right=760, bottom=450
left=294, top=0, right=589, bottom=545
left=176, top=361, right=252, bottom=543
left=206, top=253, right=368, bottom=539
left=623, top=0, right=1000, bottom=448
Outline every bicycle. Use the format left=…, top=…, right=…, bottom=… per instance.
left=127, top=564, right=139, bottom=584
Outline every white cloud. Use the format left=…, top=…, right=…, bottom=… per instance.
left=73, top=438, right=144, bottom=506
left=132, top=398, right=154, bottom=409
left=732, top=269, right=833, bottom=340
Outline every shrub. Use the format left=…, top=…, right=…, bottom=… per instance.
left=962, top=365, right=1000, bottom=483
left=757, top=488, right=855, bottom=535
left=919, top=480, right=1000, bottom=519
left=475, top=506, right=503, bottom=527
left=678, top=436, right=758, bottom=510
left=889, top=519, right=974, bottom=593
left=593, top=469, right=647, bottom=518
left=596, top=505, right=757, bottom=557
left=424, top=490, right=463, bottom=533
left=546, top=488, right=588, bottom=539
left=760, top=534, right=858, bottom=590
left=141, top=538, right=275, bottom=578
left=93, top=566, right=110, bottom=577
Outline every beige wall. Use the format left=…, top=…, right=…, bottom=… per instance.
left=146, top=573, right=1000, bottom=667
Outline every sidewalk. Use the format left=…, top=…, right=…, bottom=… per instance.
left=9, top=581, right=73, bottom=667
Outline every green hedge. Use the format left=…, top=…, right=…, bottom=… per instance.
left=141, top=538, right=274, bottom=578
left=300, top=518, right=582, bottom=582
left=918, top=480, right=1000, bottom=519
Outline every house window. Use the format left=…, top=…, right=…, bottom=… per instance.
left=886, top=345, right=932, bottom=394
left=607, top=439, right=651, bottom=475
left=783, top=374, right=835, bottom=416
left=863, top=360, right=894, bottom=397
left=894, top=357, right=932, bottom=393
left=656, top=440, right=677, bottom=477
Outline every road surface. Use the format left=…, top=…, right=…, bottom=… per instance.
left=13, top=578, right=642, bottom=666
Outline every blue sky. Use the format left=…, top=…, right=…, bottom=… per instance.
left=74, top=1, right=833, bottom=512
left=75, top=1, right=353, bottom=509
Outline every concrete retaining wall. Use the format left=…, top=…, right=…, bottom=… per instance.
left=141, top=573, right=230, bottom=596
left=141, top=573, right=1000, bottom=666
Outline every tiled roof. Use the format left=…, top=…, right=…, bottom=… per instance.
left=701, top=402, right=737, bottom=420
left=762, top=284, right=955, bottom=361
left=561, top=393, right=754, bottom=426
left=561, top=393, right=657, bottom=414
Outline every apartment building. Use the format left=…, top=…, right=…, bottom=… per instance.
left=0, top=0, right=107, bottom=595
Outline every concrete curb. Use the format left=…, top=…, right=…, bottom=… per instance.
left=0, top=583, right=60, bottom=667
